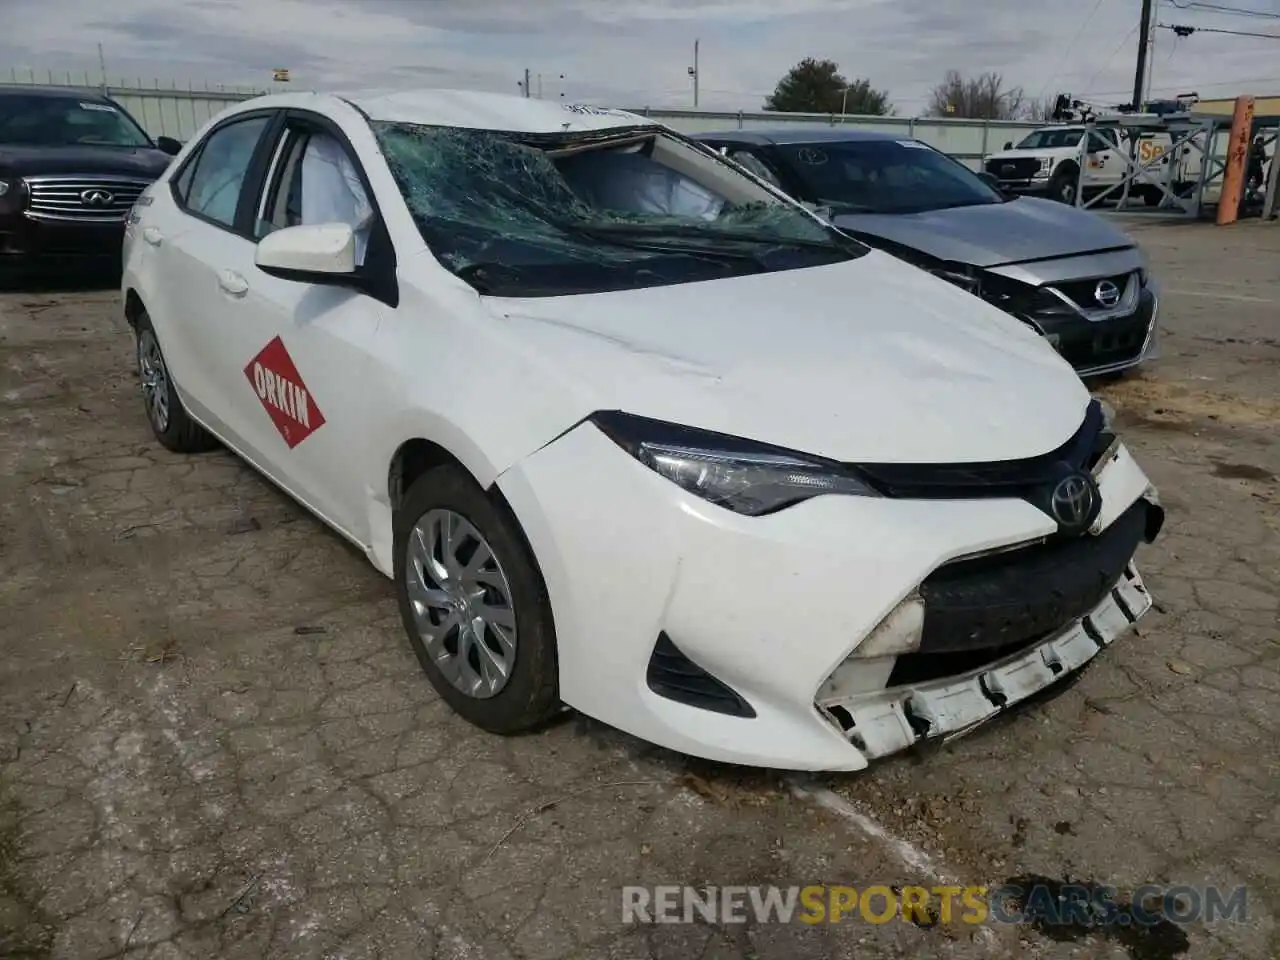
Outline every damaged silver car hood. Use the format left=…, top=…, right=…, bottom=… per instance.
left=482, top=249, right=1092, bottom=464
left=834, top=196, right=1135, bottom=268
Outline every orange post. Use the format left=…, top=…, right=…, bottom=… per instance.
left=1216, top=95, right=1255, bottom=225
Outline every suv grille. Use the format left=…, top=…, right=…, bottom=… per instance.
left=23, top=175, right=151, bottom=223
left=986, top=157, right=1040, bottom=180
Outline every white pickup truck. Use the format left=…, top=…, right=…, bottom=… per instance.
left=982, top=124, right=1200, bottom=206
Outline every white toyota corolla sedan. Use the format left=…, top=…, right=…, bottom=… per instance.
left=121, top=89, right=1164, bottom=771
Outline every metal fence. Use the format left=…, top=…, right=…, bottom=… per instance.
left=3, top=68, right=1043, bottom=166
left=629, top=108, right=1042, bottom=170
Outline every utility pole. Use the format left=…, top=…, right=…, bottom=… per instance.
left=537, top=73, right=543, bottom=99
left=688, top=39, right=699, bottom=107
left=522, top=67, right=531, bottom=98
left=97, top=42, right=107, bottom=91
left=1132, top=0, right=1154, bottom=111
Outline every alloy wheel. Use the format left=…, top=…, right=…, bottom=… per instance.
left=138, top=329, right=171, bottom=433
left=404, top=508, right=518, bottom=699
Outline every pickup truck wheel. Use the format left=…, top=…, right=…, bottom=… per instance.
left=1049, top=168, right=1078, bottom=205
left=393, top=464, right=560, bottom=735
left=134, top=310, right=219, bottom=453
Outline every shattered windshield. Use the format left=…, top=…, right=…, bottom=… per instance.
left=373, top=121, right=865, bottom=297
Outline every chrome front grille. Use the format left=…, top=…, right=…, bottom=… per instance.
left=1044, top=270, right=1140, bottom=320
left=22, top=175, right=151, bottom=223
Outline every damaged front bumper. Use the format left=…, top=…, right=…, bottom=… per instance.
left=816, top=564, right=1151, bottom=758
left=498, top=415, right=1162, bottom=772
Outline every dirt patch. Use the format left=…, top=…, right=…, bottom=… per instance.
left=1211, top=461, right=1275, bottom=482
left=1002, top=874, right=1192, bottom=960
left=1097, top=374, right=1280, bottom=429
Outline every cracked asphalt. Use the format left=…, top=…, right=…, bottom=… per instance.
left=0, top=219, right=1277, bottom=960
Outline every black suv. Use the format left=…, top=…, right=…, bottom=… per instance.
left=0, top=85, right=182, bottom=280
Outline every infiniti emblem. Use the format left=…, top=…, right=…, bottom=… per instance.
left=1094, top=279, right=1121, bottom=308
left=1049, top=472, right=1098, bottom=532
left=80, top=188, right=114, bottom=207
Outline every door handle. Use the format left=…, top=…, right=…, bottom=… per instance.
left=143, top=227, right=163, bottom=247
left=218, top=270, right=249, bottom=297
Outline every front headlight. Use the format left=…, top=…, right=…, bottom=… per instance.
left=0, top=181, right=9, bottom=197
left=591, top=411, right=879, bottom=516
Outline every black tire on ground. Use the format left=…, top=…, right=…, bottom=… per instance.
left=1048, top=167, right=1079, bottom=205
left=133, top=308, right=219, bottom=453
left=1138, top=185, right=1164, bottom=207
left=393, top=464, right=560, bottom=734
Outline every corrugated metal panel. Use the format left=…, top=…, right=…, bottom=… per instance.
left=621, top=108, right=1042, bottom=169
left=3, top=69, right=1090, bottom=169
left=2, top=68, right=264, bottom=141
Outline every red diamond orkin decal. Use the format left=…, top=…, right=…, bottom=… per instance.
left=243, top=336, right=326, bottom=449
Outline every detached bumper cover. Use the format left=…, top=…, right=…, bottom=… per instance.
left=817, top=564, right=1152, bottom=758
left=497, top=420, right=1159, bottom=771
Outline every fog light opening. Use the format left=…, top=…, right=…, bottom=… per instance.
left=827, top=704, right=856, bottom=732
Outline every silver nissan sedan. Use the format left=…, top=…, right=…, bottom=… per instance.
left=694, top=128, right=1160, bottom=379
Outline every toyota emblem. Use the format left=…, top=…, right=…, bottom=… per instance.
left=80, top=189, right=115, bottom=207
left=1049, top=472, right=1098, bottom=532
left=1094, top=279, right=1121, bottom=308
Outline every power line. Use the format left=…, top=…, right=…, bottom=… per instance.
left=1076, top=72, right=1280, bottom=98
left=1082, top=21, right=1141, bottom=97
left=1038, top=0, right=1111, bottom=98
left=1166, top=0, right=1280, bottom=18
left=1159, top=21, right=1280, bottom=36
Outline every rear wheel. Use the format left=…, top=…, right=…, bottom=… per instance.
left=393, top=464, right=560, bottom=734
left=134, top=310, right=219, bottom=453
left=1138, top=185, right=1164, bottom=207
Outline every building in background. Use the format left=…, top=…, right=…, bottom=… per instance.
left=1193, top=94, right=1280, bottom=117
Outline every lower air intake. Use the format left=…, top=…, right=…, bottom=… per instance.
left=646, top=632, right=756, bottom=718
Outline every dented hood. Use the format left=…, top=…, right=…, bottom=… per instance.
left=483, top=250, right=1092, bottom=464
left=833, top=197, right=1135, bottom=269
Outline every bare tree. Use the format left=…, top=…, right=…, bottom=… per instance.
left=1023, top=95, right=1060, bottom=123
left=928, top=70, right=1026, bottom=120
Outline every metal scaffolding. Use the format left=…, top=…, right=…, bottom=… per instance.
left=1072, top=112, right=1279, bottom=221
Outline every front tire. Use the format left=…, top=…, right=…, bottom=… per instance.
left=134, top=309, right=219, bottom=453
left=393, top=464, right=560, bottom=734
left=1049, top=167, right=1078, bottom=205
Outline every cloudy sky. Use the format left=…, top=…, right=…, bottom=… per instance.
left=3, top=0, right=1279, bottom=112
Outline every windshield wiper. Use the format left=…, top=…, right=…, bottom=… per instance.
left=576, top=221, right=847, bottom=253
left=542, top=218, right=769, bottom=265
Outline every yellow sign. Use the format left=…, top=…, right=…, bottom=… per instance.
left=1138, top=139, right=1165, bottom=162
left=272, top=68, right=291, bottom=82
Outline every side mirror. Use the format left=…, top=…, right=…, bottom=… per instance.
left=1003, top=141, right=1013, bottom=150
left=976, top=171, right=1004, bottom=192
left=256, top=223, right=357, bottom=281
left=155, top=136, right=183, bottom=156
